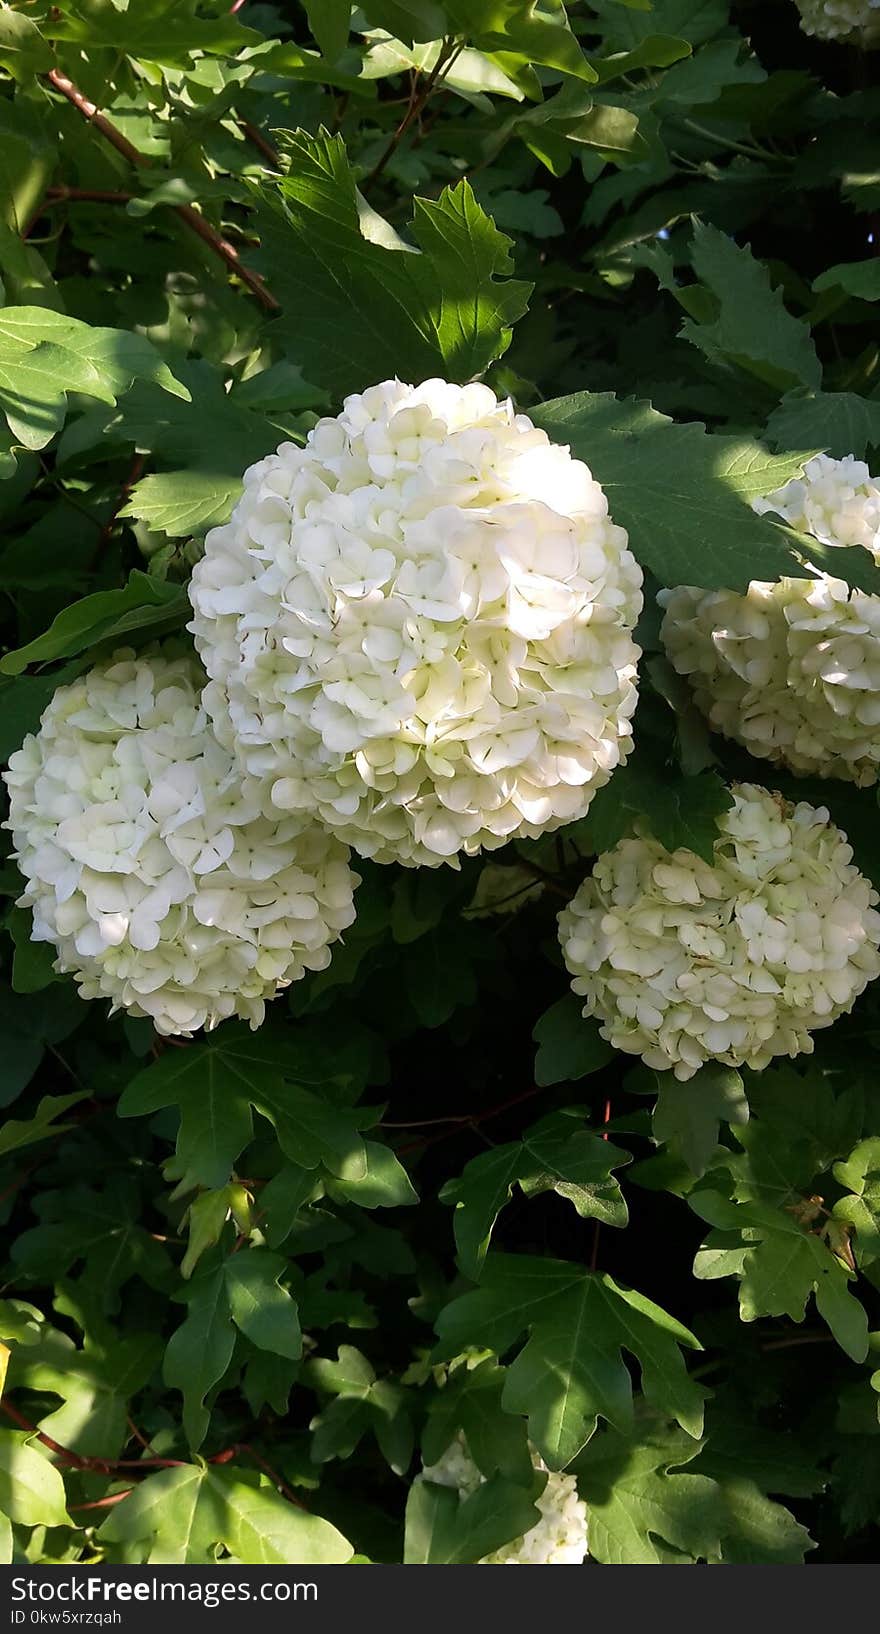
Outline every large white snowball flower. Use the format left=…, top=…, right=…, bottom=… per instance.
left=751, top=454, right=880, bottom=551
left=558, top=783, right=880, bottom=1081
left=794, top=0, right=880, bottom=42
left=188, top=379, right=642, bottom=868
left=420, top=1433, right=589, bottom=1565
left=660, top=455, right=880, bottom=784
left=3, top=649, right=359, bottom=1036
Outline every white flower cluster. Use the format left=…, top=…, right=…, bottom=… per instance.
left=661, top=455, right=880, bottom=783
left=558, top=784, right=880, bottom=1080
left=795, top=0, right=880, bottom=42
left=420, top=1433, right=589, bottom=1565
left=189, top=378, right=642, bottom=868
left=751, top=454, right=880, bottom=551
left=3, top=651, right=358, bottom=1036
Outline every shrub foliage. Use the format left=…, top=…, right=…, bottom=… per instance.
left=2, top=0, right=880, bottom=1567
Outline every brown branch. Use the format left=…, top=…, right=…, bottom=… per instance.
left=397, top=1083, right=548, bottom=1157
left=69, top=1489, right=135, bottom=1513
left=125, top=1416, right=157, bottom=1455
left=174, top=202, right=277, bottom=306
left=1, top=1400, right=186, bottom=1474
left=2, top=1400, right=98, bottom=1471
left=364, top=40, right=462, bottom=191
left=238, top=119, right=280, bottom=168
left=3, top=1402, right=307, bottom=1520
left=47, top=70, right=148, bottom=167
left=760, top=1333, right=834, bottom=1352
left=514, top=855, right=571, bottom=900
left=44, top=69, right=278, bottom=311
left=224, top=1442, right=309, bottom=1511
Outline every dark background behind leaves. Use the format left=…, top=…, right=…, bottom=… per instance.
left=1, top=0, right=880, bottom=1566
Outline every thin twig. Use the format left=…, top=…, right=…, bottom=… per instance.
left=228, top=1443, right=309, bottom=1510
left=1, top=1401, right=186, bottom=1474
left=125, top=1416, right=157, bottom=1455
left=397, top=1083, right=548, bottom=1157
left=238, top=119, right=280, bottom=168
left=760, top=1333, right=834, bottom=1352
left=44, top=69, right=278, bottom=311
left=364, top=40, right=461, bottom=190
left=515, top=856, right=571, bottom=900
left=69, top=1490, right=135, bottom=1513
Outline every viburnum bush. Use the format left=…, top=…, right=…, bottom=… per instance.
left=4, top=0, right=880, bottom=1572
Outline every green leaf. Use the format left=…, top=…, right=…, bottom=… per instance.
left=0, top=306, right=187, bottom=460
left=0, top=1026, right=45, bottom=1111
left=109, top=361, right=312, bottom=539
left=99, top=1463, right=353, bottom=1564
left=532, top=392, right=880, bottom=594
left=120, top=469, right=245, bottom=539
left=7, top=905, right=59, bottom=993
left=404, top=924, right=478, bottom=1027
left=45, top=0, right=261, bottom=68
left=680, top=223, right=820, bottom=394
left=574, top=1420, right=813, bottom=1564
left=532, top=995, right=614, bottom=1087
left=261, top=1163, right=323, bottom=1249
left=225, top=1252, right=302, bottom=1361
left=714, top=1477, right=816, bottom=1564
left=691, top=1190, right=869, bottom=1362
left=813, top=261, right=880, bottom=300
left=0, top=571, right=189, bottom=675
left=118, top=1024, right=368, bottom=1190
left=254, top=130, right=531, bottom=397
left=585, top=755, right=732, bottom=864
left=308, top=1345, right=414, bottom=1474
left=359, top=0, right=448, bottom=43
left=652, top=1065, right=749, bottom=1179
left=435, top=1253, right=703, bottom=1465
left=329, top=1141, right=418, bottom=1209
left=594, top=35, right=692, bottom=81
left=215, top=1467, right=354, bottom=1564
left=163, top=1266, right=236, bottom=1451
left=0, top=220, right=59, bottom=309
left=0, top=10, right=53, bottom=81
left=99, top=1464, right=219, bottom=1563
left=422, top=1358, right=533, bottom=1484
left=403, top=1471, right=541, bottom=1564
left=0, top=670, right=76, bottom=762
left=303, top=0, right=351, bottom=59
left=0, top=1092, right=87, bottom=1158
left=8, top=1314, right=162, bottom=1461
left=592, top=0, right=727, bottom=46
left=832, top=1138, right=880, bottom=1264
left=441, top=1112, right=631, bottom=1278
left=576, top=1422, right=723, bottom=1563
left=0, top=1432, right=70, bottom=1527
left=180, top=1189, right=233, bottom=1281
left=0, top=1299, right=43, bottom=1347
left=12, top=1176, right=171, bottom=1307
left=653, top=38, right=765, bottom=107
left=471, top=13, right=596, bottom=83
left=767, top=391, right=880, bottom=461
